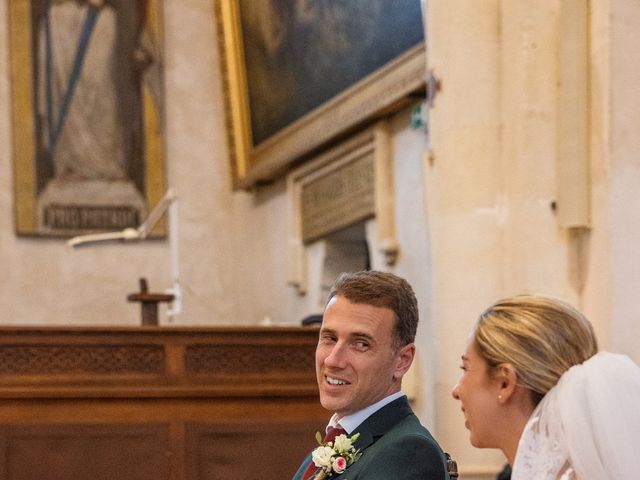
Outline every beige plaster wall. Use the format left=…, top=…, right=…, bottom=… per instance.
left=606, top=0, right=640, bottom=358
left=428, top=0, right=640, bottom=477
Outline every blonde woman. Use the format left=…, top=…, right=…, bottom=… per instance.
left=452, top=295, right=640, bottom=479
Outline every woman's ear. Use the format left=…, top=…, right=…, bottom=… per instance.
left=495, top=363, right=518, bottom=403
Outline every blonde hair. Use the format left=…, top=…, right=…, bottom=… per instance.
left=474, top=295, right=598, bottom=405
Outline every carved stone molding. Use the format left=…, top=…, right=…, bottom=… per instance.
left=287, top=122, right=399, bottom=295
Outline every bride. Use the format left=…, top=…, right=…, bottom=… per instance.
left=451, top=295, right=640, bottom=479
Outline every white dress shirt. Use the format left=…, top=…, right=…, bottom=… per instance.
left=326, top=391, right=405, bottom=434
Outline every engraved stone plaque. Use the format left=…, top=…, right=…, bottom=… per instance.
left=301, top=151, right=374, bottom=243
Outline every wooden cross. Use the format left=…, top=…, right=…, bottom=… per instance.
left=127, top=278, right=174, bottom=326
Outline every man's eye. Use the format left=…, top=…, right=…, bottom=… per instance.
left=459, top=365, right=467, bottom=372
left=354, top=341, right=369, bottom=350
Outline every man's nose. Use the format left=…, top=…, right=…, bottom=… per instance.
left=324, top=342, right=348, bottom=368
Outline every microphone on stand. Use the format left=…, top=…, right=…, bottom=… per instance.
left=67, top=189, right=182, bottom=320
left=67, top=189, right=176, bottom=247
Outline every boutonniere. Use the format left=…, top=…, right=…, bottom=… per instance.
left=310, top=431, right=362, bottom=479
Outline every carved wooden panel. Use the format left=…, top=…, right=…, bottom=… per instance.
left=186, top=421, right=321, bottom=480
left=0, top=424, right=170, bottom=480
left=184, top=344, right=314, bottom=375
left=0, top=326, right=325, bottom=479
left=0, top=344, right=164, bottom=375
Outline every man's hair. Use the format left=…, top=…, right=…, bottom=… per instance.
left=327, top=270, right=419, bottom=347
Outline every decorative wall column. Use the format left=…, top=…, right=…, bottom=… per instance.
left=425, top=0, right=504, bottom=477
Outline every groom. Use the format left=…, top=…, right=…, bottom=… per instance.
left=292, top=271, right=450, bottom=479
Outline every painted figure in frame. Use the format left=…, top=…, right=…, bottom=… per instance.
left=27, top=0, right=163, bottom=235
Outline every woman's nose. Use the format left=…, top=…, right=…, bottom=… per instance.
left=451, top=383, right=460, bottom=400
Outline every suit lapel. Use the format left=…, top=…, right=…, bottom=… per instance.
left=352, top=395, right=412, bottom=450
left=331, top=396, right=412, bottom=478
left=298, top=396, right=413, bottom=480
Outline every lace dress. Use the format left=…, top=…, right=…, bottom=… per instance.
left=512, top=411, right=575, bottom=479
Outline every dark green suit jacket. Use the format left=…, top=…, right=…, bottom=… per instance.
left=292, top=396, right=449, bottom=479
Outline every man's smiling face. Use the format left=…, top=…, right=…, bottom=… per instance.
left=315, top=295, right=414, bottom=417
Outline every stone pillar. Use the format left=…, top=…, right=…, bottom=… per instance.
left=425, top=1, right=505, bottom=477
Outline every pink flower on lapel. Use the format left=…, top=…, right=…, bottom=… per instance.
left=332, top=456, right=347, bottom=474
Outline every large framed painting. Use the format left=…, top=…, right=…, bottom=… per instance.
left=215, top=0, right=426, bottom=188
left=9, top=0, right=167, bottom=237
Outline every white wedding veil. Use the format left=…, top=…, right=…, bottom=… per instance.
left=512, top=352, right=640, bottom=480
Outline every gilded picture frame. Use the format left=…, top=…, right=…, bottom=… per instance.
left=215, top=0, right=426, bottom=189
left=9, top=0, right=167, bottom=237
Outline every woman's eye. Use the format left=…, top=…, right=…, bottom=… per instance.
left=459, top=365, right=467, bottom=371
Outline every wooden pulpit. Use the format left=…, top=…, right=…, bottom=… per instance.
left=0, top=326, right=325, bottom=479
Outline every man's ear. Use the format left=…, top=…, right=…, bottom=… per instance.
left=496, top=363, right=518, bottom=403
left=393, top=343, right=416, bottom=379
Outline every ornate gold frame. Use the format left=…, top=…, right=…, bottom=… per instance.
left=9, top=0, right=167, bottom=236
left=215, top=1, right=426, bottom=189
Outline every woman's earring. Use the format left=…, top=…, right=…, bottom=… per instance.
left=498, top=395, right=503, bottom=401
